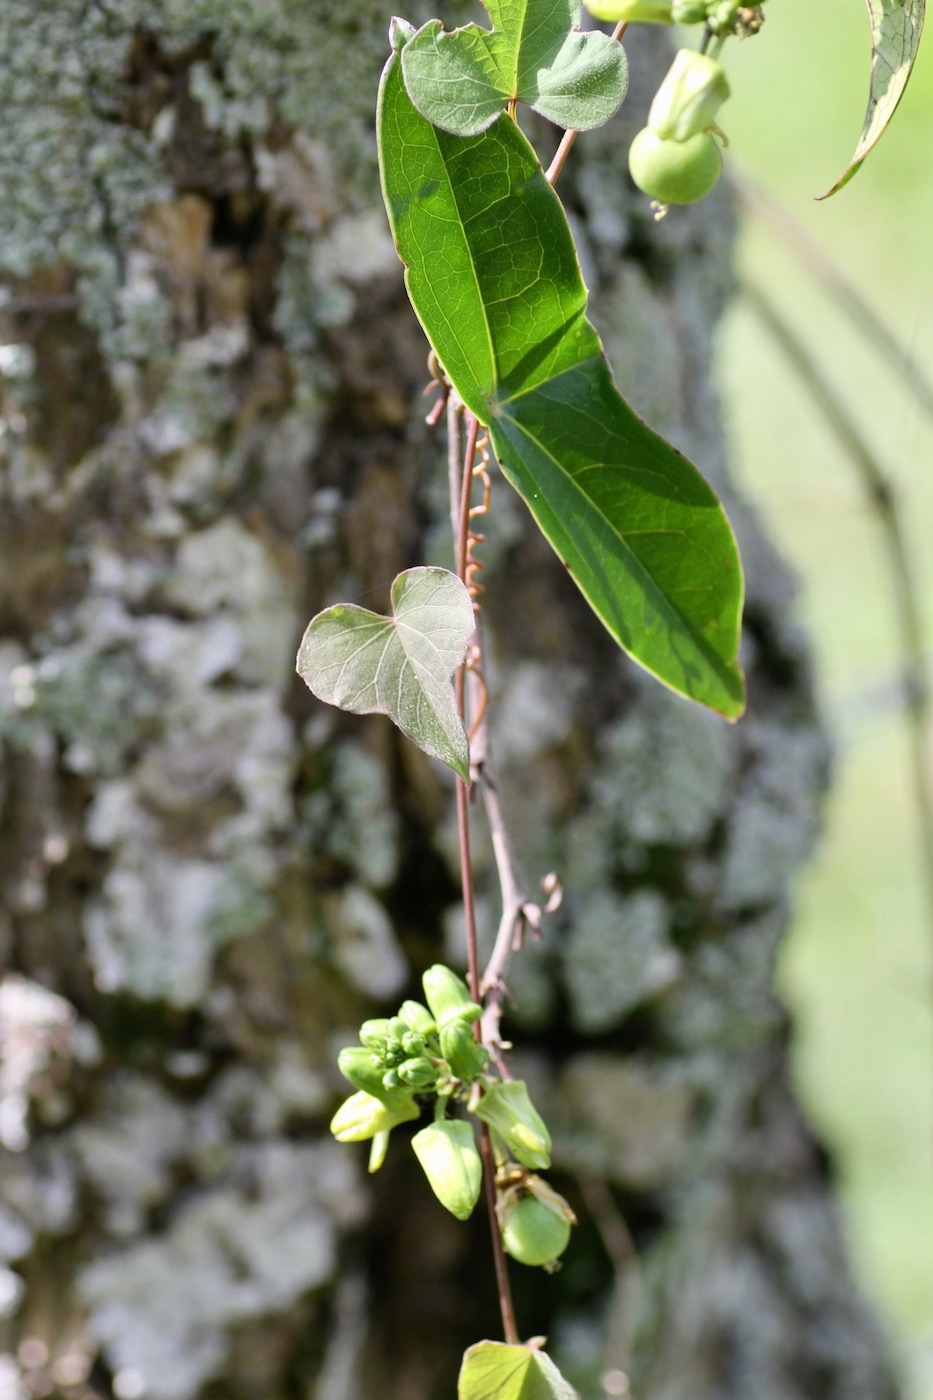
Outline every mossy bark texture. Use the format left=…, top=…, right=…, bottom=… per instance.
left=0, top=4, right=898, bottom=1400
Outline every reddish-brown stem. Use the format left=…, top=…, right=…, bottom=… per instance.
left=481, top=1123, right=520, bottom=1343
left=457, top=413, right=481, bottom=582
left=545, top=21, right=627, bottom=186
left=451, top=404, right=519, bottom=1344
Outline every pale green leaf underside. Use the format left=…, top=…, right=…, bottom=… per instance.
left=296, top=567, right=474, bottom=779
left=400, top=0, right=628, bottom=137
left=459, top=1342, right=579, bottom=1400
left=821, top=0, right=926, bottom=197
left=378, top=45, right=745, bottom=718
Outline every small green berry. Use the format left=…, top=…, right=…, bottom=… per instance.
left=502, top=1196, right=571, bottom=1267
left=628, top=127, right=722, bottom=205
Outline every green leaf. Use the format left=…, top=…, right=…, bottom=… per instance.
left=378, top=47, right=745, bottom=718
left=400, top=0, right=628, bottom=136
left=820, top=0, right=926, bottom=197
left=296, top=566, right=473, bottom=779
left=459, top=1342, right=579, bottom=1400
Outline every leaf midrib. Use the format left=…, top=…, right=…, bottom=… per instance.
left=499, top=407, right=729, bottom=669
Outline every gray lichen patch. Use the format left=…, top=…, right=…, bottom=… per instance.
left=77, top=1140, right=367, bottom=1400
left=590, top=681, right=739, bottom=851
left=561, top=888, right=682, bottom=1034
left=720, top=718, right=828, bottom=911
left=554, top=1055, right=695, bottom=1188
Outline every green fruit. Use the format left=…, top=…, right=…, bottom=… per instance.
left=502, top=1196, right=571, bottom=1267
left=628, top=127, right=722, bottom=205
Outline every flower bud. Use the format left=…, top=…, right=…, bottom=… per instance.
left=648, top=49, right=730, bottom=143
left=439, top=1019, right=489, bottom=1081
left=582, top=0, right=673, bottom=20
left=330, top=1089, right=420, bottom=1142
left=398, top=1000, right=437, bottom=1036
left=706, top=0, right=740, bottom=33
left=422, top=965, right=482, bottom=1029
left=359, top=1019, right=390, bottom=1050
left=397, top=1055, right=438, bottom=1089
left=401, top=1030, right=425, bottom=1057
left=671, top=0, right=708, bottom=19
left=411, top=1119, right=483, bottom=1220
left=473, top=1080, right=552, bottom=1169
left=338, top=1046, right=414, bottom=1109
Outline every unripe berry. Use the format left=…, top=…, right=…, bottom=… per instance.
left=501, top=1196, right=571, bottom=1267
left=628, top=127, right=722, bottom=205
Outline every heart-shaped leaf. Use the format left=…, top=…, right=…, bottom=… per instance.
left=401, top=0, right=628, bottom=136
left=821, top=0, right=926, bottom=197
left=459, top=1342, right=579, bottom=1400
left=296, top=566, right=474, bottom=779
left=379, top=43, right=745, bottom=719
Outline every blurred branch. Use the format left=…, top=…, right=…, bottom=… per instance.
left=734, top=173, right=933, bottom=428
left=742, top=278, right=933, bottom=989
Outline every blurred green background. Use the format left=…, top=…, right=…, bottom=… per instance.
left=716, top=3, right=933, bottom=1396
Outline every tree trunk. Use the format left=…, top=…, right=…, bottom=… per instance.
left=0, top=4, right=898, bottom=1400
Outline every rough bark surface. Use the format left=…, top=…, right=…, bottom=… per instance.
left=0, top=4, right=899, bottom=1400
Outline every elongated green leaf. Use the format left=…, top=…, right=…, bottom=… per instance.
left=459, top=1342, right=579, bottom=1400
left=378, top=43, right=745, bottom=718
left=400, top=0, right=628, bottom=137
left=296, top=567, right=473, bottom=779
left=821, top=0, right=926, bottom=197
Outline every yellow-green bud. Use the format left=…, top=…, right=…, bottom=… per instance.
left=330, top=1090, right=420, bottom=1142
left=706, top=0, right=740, bottom=33
left=397, top=1055, right=438, bottom=1089
left=671, top=0, right=709, bottom=19
left=473, top=1081, right=552, bottom=1170
left=338, top=1046, right=414, bottom=1109
left=412, top=1119, right=483, bottom=1220
left=648, top=49, right=730, bottom=143
left=439, top=1019, right=489, bottom=1081
left=422, top=965, right=482, bottom=1029
left=359, top=1018, right=390, bottom=1049
left=582, top=0, right=672, bottom=21
left=398, top=1000, right=437, bottom=1036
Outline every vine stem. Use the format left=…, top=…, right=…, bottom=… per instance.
left=449, top=398, right=520, bottom=1345
left=742, top=279, right=933, bottom=1002
left=545, top=21, right=627, bottom=186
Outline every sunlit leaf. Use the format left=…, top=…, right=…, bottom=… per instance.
left=296, top=567, right=474, bottom=779
left=459, top=1342, right=579, bottom=1400
left=400, top=0, right=628, bottom=136
left=379, top=41, right=745, bottom=718
left=821, top=0, right=926, bottom=197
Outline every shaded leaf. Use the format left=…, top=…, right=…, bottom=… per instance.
left=400, top=0, right=628, bottom=136
left=296, top=567, right=473, bottom=779
left=378, top=45, right=745, bottom=718
left=459, top=1342, right=579, bottom=1400
left=821, top=0, right=926, bottom=197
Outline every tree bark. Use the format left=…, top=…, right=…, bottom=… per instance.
left=0, top=4, right=898, bottom=1400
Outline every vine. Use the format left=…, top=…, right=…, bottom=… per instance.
left=295, top=0, right=927, bottom=1395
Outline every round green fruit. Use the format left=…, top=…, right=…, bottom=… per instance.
left=501, top=1196, right=571, bottom=1268
left=628, top=126, right=722, bottom=205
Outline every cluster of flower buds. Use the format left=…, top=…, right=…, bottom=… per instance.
left=330, top=964, right=489, bottom=1174
left=329, top=963, right=573, bottom=1267
left=583, top=0, right=765, bottom=33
